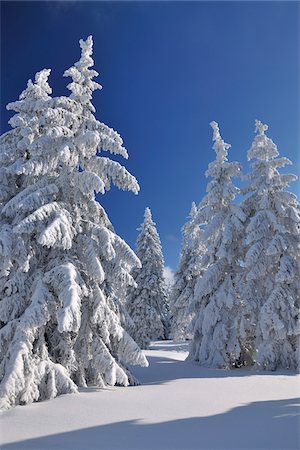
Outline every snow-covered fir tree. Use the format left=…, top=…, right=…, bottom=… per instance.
left=170, top=202, right=204, bottom=342
left=188, top=122, right=248, bottom=368
left=0, top=36, right=148, bottom=410
left=127, top=207, right=169, bottom=349
left=241, top=120, right=300, bottom=370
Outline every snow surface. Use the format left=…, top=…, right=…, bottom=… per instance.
left=1, top=341, right=299, bottom=450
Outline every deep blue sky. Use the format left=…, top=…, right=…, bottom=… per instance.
left=1, top=1, right=299, bottom=271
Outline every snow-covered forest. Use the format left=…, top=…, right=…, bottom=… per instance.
left=1, top=24, right=299, bottom=450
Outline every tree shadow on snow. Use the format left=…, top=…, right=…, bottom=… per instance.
left=130, top=353, right=298, bottom=386
left=3, top=397, right=299, bottom=450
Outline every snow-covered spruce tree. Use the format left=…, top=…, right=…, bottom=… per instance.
left=0, top=36, right=148, bottom=410
left=170, top=202, right=204, bottom=342
left=126, top=208, right=169, bottom=349
left=188, top=122, right=248, bottom=368
left=241, top=120, right=300, bottom=370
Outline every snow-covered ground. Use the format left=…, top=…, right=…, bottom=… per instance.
left=1, top=341, right=299, bottom=450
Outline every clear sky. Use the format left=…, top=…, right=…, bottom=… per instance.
left=1, top=1, right=299, bottom=271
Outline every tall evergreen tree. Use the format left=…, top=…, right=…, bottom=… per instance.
left=170, top=202, right=204, bottom=342
left=241, top=120, right=300, bottom=370
left=127, top=208, right=169, bottom=349
left=189, top=122, right=247, bottom=368
left=0, top=36, right=148, bottom=410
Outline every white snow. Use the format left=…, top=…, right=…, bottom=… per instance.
left=1, top=341, right=299, bottom=449
left=163, top=266, right=175, bottom=287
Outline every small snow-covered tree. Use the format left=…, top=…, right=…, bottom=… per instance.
left=170, top=202, right=204, bottom=342
left=0, top=36, right=148, bottom=410
left=127, top=207, right=169, bottom=349
left=188, top=122, right=247, bottom=368
left=241, top=120, right=300, bottom=370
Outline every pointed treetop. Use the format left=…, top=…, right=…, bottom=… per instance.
left=210, top=121, right=220, bottom=141
left=182, top=201, right=201, bottom=245
left=79, top=35, right=93, bottom=60
left=34, top=69, right=51, bottom=86
left=255, top=120, right=268, bottom=136
left=76, top=35, right=99, bottom=75
left=144, top=207, right=152, bottom=221
left=189, top=202, right=198, bottom=220
left=210, top=121, right=231, bottom=162
left=6, top=69, right=52, bottom=115
left=22, top=69, right=52, bottom=99
left=64, top=35, right=102, bottom=111
left=248, top=120, right=279, bottom=161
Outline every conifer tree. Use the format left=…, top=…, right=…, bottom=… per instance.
left=188, top=122, right=247, bottom=368
left=0, top=36, right=148, bottom=410
left=242, top=120, right=300, bottom=370
left=127, top=208, right=169, bottom=349
left=170, top=202, right=204, bottom=342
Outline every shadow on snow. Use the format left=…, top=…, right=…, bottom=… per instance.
left=130, top=352, right=297, bottom=386
left=3, top=397, right=299, bottom=450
